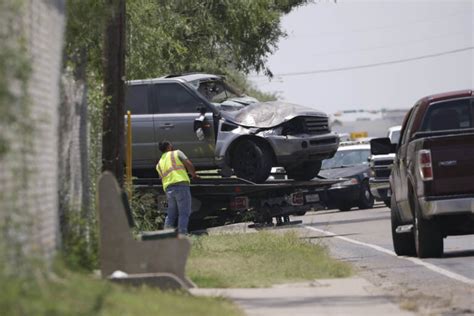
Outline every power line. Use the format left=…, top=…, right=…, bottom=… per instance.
left=310, top=31, right=470, bottom=57
left=251, top=46, right=474, bottom=79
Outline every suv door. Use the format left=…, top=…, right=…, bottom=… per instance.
left=125, top=84, right=158, bottom=171
left=150, top=82, right=217, bottom=167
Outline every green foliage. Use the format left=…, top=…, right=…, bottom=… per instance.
left=61, top=211, right=99, bottom=271
left=130, top=189, right=165, bottom=232
left=225, top=70, right=278, bottom=101
left=0, top=261, right=242, bottom=316
left=0, top=0, right=32, bottom=158
left=188, top=231, right=352, bottom=288
left=127, top=0, right=310, bottom=79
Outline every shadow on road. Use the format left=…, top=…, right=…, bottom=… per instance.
left=442, top=249, right=474, bottom=259
left=306, top=214, right=389, bottom=227
left=300, top=233, right=360, bottom=240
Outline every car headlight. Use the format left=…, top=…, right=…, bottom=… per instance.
left=333, top=178, right=359, bottom=187
left=341, top=178, right=358, bottom=185
left=262, top=126, right=283, bottom=136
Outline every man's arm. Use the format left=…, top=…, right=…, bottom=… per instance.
left=182, top=159, right=198, bottom=179
left=176, top=150, right=199, bottom=179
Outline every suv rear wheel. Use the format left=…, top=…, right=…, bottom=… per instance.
left=232, top=139, right=272, bottom=183
left=286, top=161, right=322, bottom=181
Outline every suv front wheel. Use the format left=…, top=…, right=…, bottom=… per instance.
left=232, top=139, right=272, bottom=183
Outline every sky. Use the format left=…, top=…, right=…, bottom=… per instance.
left=250, top=0, right=474, bottom=114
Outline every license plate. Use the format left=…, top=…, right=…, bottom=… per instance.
left=305, top=194, right=320, bottom=203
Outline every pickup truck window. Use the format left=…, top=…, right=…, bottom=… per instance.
left=420, top=99, right=472, bottom=131
left=125, top=84, right=149, bottom=114
left=153, top=83, right=201, bottom=114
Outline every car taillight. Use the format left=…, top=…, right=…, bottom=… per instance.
left=291, top=192, right=304, bottom=206
left=418, top=149, right=433, bottom=181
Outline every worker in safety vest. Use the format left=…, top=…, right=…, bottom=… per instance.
left=156, top=140, right=198, bottom=235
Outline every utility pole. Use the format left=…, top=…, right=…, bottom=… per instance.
left=102, top=0, right=126, bottom=185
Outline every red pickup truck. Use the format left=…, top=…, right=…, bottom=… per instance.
left=371, top=90, right=474, bottom=258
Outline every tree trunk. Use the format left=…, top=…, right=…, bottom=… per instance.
left=102, top=0, right=126, bottom=185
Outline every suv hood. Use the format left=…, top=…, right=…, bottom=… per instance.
left=223, top=101, right=327, bottom=129
left=214, top=95, right=259, bottom=112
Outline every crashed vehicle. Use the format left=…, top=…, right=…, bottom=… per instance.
left=125, top=73, right=339, bottom=183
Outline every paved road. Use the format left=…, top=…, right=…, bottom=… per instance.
left=298, top=203, right=474, bottom=315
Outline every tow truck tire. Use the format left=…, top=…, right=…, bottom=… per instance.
left=232, top=139, right=272, bottom=183
left=286, top=161, right=322, bottom=181
left=414, top=198, right=443, bottom=258
left=357, top=180, right=374, bottom=209
left=391, top=195, right=416, bottom=256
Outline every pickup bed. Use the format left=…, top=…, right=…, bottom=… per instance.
left=371, top=90, right=474, bottom=258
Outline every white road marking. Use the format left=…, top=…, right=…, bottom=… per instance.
left=304, top=225, right=474, bottom=286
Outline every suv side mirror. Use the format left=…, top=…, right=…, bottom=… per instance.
left=370, top=137, right=396, bottom=155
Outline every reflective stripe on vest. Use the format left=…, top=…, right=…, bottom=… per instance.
left=157, top=151, right=186, bottom=178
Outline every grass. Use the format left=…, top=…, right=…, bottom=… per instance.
left=187, top=231, right=352, bottom=288
left=0, top=264, right=242, bottom=316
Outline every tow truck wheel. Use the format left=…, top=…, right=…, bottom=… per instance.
left=357, top=180, right=374, bottom=209
left=413, top=198, right=443, bottom=258
left=232, top=139, right=272, bottom=183
left=391, top=195, right=416, bottom=256
left=285, top=161, right=322, bottom=181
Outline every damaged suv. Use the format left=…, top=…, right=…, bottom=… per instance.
left=125, top=73, right=339, bottom=183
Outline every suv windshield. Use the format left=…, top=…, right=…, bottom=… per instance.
left=189, top=79, right=242, bottom=103
left=322, top=149, right=370, bottom=169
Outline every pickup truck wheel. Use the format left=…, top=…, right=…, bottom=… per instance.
left=391, top=194, right=416, bottom=256
left=414, top=199, right=443, bottom=258
left=383, top=199, right=391, bottom=208
left=357, top=180, right=374, bottom=209
left=232, top=140, right=272, bottom=183
left=286, top=161, right=322, bottom=181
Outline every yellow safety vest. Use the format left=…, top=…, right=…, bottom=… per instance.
left=156, top=150, right=190, bottom=191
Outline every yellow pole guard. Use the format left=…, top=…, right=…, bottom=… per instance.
left=126, top=110, right=132, bottom=198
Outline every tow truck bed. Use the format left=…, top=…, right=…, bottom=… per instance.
left=133, top=177, right=341, bottom=230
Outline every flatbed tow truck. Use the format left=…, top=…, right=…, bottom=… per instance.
left=134, top=175, right=342, bottom=231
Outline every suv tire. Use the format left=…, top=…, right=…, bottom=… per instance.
left=413, top=198, right=443, bottom=258
left=358, top=180, right=374, bottom=209
left=286, top=161, right=322, bottom=181
left=232, top=139, right=272, bottom=183
left=391, top=194, right=416, bottom=256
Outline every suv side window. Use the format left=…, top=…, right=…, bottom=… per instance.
left=125, top=84, right=149, bottom=114
left=152, top=83, right=201, bottom=114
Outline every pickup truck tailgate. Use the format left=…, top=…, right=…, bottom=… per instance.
left=427, top=133, right=474, bottom=196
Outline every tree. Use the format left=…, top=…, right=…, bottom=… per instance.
left=102, top=0, right=126, bottom=185
left=126, top=0, right=310, bottom=79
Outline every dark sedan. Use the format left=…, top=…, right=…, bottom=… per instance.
left=319, top=143, right=374, bottom=212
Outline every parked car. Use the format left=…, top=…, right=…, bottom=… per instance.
left=125, top=73, right=339, bottom=183
left=369, top=125, right=401, bottom=207
left=319, top=142, right=374, bottom=211
left=371, top=90, right=474, bottom=258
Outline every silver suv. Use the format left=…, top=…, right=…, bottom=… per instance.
left=125, top=73, right=339, bottom=183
